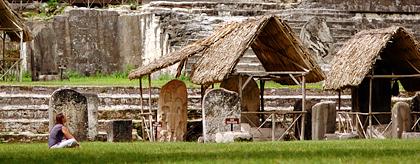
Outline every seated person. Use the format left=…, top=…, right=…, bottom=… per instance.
left=48, top=113, right=80, bottom=148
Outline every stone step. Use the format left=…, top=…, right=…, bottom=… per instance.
left=0, top=119, right=49, bottom=134
left=0, top=92, right=358, bottom=107
left=0, top=94, right=49, bottom=106
left=234, top=63, right=266, bottom=72
left=0, top=105, right=49, bottom=119
left=0, top=86, right=165, bottom=95
left=278, top=12, right=355, bottom=22
left=334, top=35, right=353, bottom=43
left=0, top=133, right=49, bottom=143
left=148, top=1, right=293, bottom=11
left=284, top=19, right=356, bottom=27
left=290, top=27, right=357, bottom=38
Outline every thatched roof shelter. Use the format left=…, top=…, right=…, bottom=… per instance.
left=129, top=15, right=324, bottom=85
left=0, top=0, right=32, bottom=42
left=324, top=26, right=420, bottom=91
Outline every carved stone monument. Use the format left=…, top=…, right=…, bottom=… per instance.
left=391, top=102, right=411, bottom=139
left=220, top=75, right=260, bottom=127
left=157, top=79, right=188, bottom=141
left=311, top=101, right=336, bottom=140
left=202, top=88, right=241, bottom=142
left=49, top=89, right=88, bottom=141
left=300, top=17, right=334, bottom=65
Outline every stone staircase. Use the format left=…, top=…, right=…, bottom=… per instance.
left=0, top=85, right=352, bottom=142
left=148, top=2, right=419, bottom=75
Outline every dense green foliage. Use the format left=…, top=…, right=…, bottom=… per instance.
left=1, top=140, right=420, bottom=163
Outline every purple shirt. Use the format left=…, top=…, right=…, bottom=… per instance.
left=48, top=124, right=64, bottom=148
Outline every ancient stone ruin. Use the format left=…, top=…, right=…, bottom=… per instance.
left=48, top=89, right=98, bottom=141
left=220, top=75, right=260, bottom=127
left=157, top=80, right=188, bottom=142
left=49, top=89, right=89, bottom=140
left=107, top=119, right=133, bottom=142
left=202, top=88, right=241, bottom=142
left=299, top=17, right=334, bottom=67
left=311, top=101, right=336, bottom=140
left=391, top=102, right=411, bottom=139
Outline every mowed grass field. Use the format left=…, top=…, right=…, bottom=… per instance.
left=1, top=140, right=420, bottom=163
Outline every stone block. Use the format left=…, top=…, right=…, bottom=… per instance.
left=324, top=132, right=358, bottom=140
left=49, top=89, right=88, bottom=141
left=215, top=131, right=252, bottom=143
left=202, top=88, right=241, bottom=142
left=107, top=120, right=132, bottom=142
left=157, top=80, right=187, bottom=142
left=312, top=101, right=336, bottom=140
left=391, top=102, right=411, bottom=139
left=84, top=93, right=99, bottom=141
left=402, top=132, right=420, bottom=139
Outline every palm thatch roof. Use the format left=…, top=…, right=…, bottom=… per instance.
left=129, top=15, right=325, bottom=85
left=324, top=26, right=420, bottom=91
left=0, top=0, right=32, bottom=42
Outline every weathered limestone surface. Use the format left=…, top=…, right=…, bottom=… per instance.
left=300, top=17, right=333, bottom=66
left=311, top=101, right=336, bottom=140
left=25, top=1, right=420, bottom=75
left=215, top=131, right=252, bottom=143
left=402, top=132, right=420, bottom=139
left=49, top=89, right=88, bottom=141
left=301, top=0, right=420, bottom=12
left=27, top=9, right=165, bottom=76
left=106, top=119, right=132, bottom=142
left=220, top=75, right=260, bottom=127
left=157, top=80, right=187, bottom=142
left=84, top=93, right=99, bottom=141
left=202, top=88, right=241, bottom=142
left=391, top=102, right=411, bottom=139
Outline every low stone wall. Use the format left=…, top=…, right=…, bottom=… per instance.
left=301, top=0, right=420, bottom=13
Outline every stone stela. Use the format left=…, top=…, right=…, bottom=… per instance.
left=202, top=88, right=241, bottom=142
left=157, top=79, right=188, bottom=142
left=49, top=89, right=89, bottom=141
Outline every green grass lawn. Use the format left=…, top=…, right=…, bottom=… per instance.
left=1, top=140, right=420, bottom=163
left=0, top=75, right=323, bottom=89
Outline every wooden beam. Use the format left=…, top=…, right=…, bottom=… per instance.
left=366, top=74, right=420, bottom=78
left=148, top=74, right=154, bottom=142
left=175, top=59, right=186, bottom=78
left=300, top=74, right=306, bottom=141
left=289, top=73, right=300, bottom=85
left=241, top=75, right=254, bottom=91
left=237, top=71, right=308, bottom=76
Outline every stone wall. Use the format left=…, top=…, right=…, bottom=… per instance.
left=27, top=8, right=168, bottom=76
left=24, top=1, right=420, bottom=76
left=302, top=0, right=420, bottom=13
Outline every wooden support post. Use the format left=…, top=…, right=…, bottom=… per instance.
left=139, top=78, right=146, bottom=140
left=300, top=74, right=306, bottom=140
left=19, top=31, right=23, bottom=82
left=148, top=74, right=154, bottom=142
left=272, top=113, right=276, bottom=141
left=368, top=76, right=373, bottom=139
left=260, top=80, right=265, bottom=124
left=238, top=75, right=242, bottom=111
left=2, top=32, right=5, bottom=81
left=338, top=90, right=341, bottom=111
